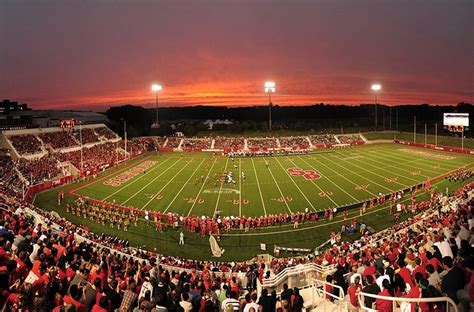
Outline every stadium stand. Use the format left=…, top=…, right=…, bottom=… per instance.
left=165, top=137, right=182, bottom=148
left=15, top=156, right=62, bottom=185
left=0, top=124, right=472, bottom=311
left=150, top=136, right=167, bottom=148
left=95, top=126, right=119, bottom=140
left=337, top=134, right=364, bottom=145
left=0, top=156, right=26, bottom=199
left=0, top=179, right=471, bottom=311
left=213, top=136, right=245, bottom=150
left=308, top=134, right=338, bottom=146
left=38, top=130, right=79, bottom=150
left=72, top=128, right=100, bottom=144
left=58, top=142, right=120, bottom=171
left=181, top=137, right=212, bottom=149
left=278, top=136, right=310, bottom=148
left=247, top=137, right=279, bottom=149
left=8, top=134, right=43, bottom=155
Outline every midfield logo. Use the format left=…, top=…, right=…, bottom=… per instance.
left=287, top=167, right=321, bottom=180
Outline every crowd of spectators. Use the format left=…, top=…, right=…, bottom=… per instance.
left=0, top=157, right=26, bottom=199
left=39, top=131, right=79, bottom=150
left=58, top=143, right=119, bottom=171
left=316, top=184, right=473, bottom=312
left=8, top=135, right=43, bottom=155
left=120, top=140, right=144, bottom=156
left=247, top=138, right=279, bottom=149
left=119, top=137, right=160, bottom=156
left=213, top=137, right=245, bottom=150
left=0, top=180, right=471, bottom=312
left=308, top=134, right=338, bottom=146
left=95, top=127, right=119, bottom=140
left=278, top=137, right=310, bottom=148
left=181, top=138, right=212, bottom=150
left=337, top=134, right=363, bottom=145
left=0, top=188, right=311, bottom=312
left=73, top=129, right=100, bottom=145
left=151, top=137, right=168, bottom=148
left=1, top=127, right=472, bottom=311
left=165, top=137, right=183, bottom=148
left=16, top=156, right=62, bottom=185
left=0, top=160, right=472, bottom=311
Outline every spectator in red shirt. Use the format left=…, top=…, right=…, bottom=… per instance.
left=376, top=279, right=394, bottom=312
left=325, top=275, right=334, bottom=301
left=348, top=275, right=362, bottom=311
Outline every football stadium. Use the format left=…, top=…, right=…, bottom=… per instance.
left=1, top=1, right=473, bottom=312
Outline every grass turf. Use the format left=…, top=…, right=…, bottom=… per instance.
left=33, top=143, right=473, bottom=261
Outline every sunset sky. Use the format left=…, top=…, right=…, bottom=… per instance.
left=0, top=0, right=472, bottom=111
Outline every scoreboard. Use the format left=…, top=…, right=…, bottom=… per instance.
left=60, top=119, right=76, bottom=129
left=443, top=113, right=469, bottom=132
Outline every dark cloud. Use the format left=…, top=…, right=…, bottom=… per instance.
left=0, top=0, right=472, bottom=109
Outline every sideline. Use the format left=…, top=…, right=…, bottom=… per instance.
left=219, top=176, right=455, bottom=237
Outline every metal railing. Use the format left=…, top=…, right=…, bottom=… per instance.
left=262, top=263, right=337, bottom=291
left=311, top=279, right=346, bottom=312
left=357, top=291, right=458, bottom=312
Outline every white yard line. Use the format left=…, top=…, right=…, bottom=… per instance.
left=357, top=147, right=446, bottom=176
left=263, top=157, right=292, bottom=214
left=320, top=154, right=395, bottom=192
left=351, top=150, right=433, bottom=179
left=142, top=158, right=194, bottom=210
left=213, top=158, right=230, bottom=217
left=121, top=158, right=181, bottom=205
left=274, top=157, right=317, bottom=211
left=221, top=177, right=452, bottom=237
left=297, top=156, right=362, bottom=201
left=251, top=158, right=267, bottom=216
left=102, top=158, right=172, bottom=201
left=163, top=158, right=206, bottom=214
left=283, top=156, right=339, bottom=208
left=186, top=157, right=218, bottom=217
left=332, top=150, right=413, bottom=187
left=376, top=147, right=468, bottom=170
left=239, top=158, right=242, bottom=217
left=379, top=143, right=470, bottom=167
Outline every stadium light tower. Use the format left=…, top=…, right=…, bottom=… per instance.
left=371, top=83, right=381, bottom=129
left=151, top=83, right=162, bottom=129
left=264, top=81, right=276, bottom=131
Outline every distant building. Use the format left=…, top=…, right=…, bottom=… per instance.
left=0, top=99, right=108, bottom=129
left=31, top=110, right=108, bottom=128
left=0, top=100, right=33, bottom=127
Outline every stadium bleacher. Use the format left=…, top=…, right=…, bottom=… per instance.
left=0, top=127, right=471, bottom=312
left=213, top=136, right=245, bottom=150
left=181, top=137, right=212, bottom=149
left=8, top=134, right=43, bottom=155
left=247, top=137, right=279, bottom=149
left=38, top=130, right=79, bottom=149
left=72, top=128, right=100, bottom=144
left=95, top=126, right=119, bottom=140
left=15, top=156, right=62, bottom=185
left=278, top=136, right=310, bottom=148
left=0, top=179, right=471, bottom=311
left=308, top=134, right=338, bottom=146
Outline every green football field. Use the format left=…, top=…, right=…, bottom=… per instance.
left=34, top=143, right=473, bottom=261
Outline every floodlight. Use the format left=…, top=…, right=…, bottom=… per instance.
left=371, top=84, right=381, bottom=91
left=265, top=81, right=276, bottom=93
left=151, top=84, right=162, bottom=92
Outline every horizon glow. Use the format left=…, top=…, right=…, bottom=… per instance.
left=0, top=0, right=472, bottom=111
